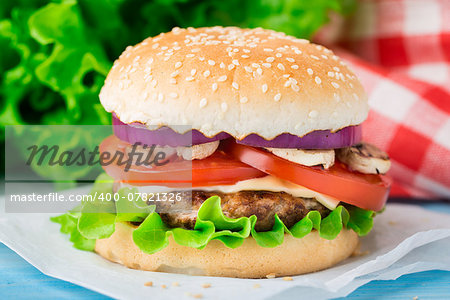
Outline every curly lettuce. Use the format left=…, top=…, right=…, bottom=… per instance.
left=52, top=174, right=374, bottom=253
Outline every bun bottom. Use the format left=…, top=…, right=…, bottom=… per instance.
left=95, top=222, right=358, bottom=278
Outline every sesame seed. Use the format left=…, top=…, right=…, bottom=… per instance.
left=262, top=63, right=271, bottom=68
left=309, top=110, right=319, bottom=118
left=212, top=83, right=218, bottom=92
left=264, top=48, right=273, bottom=52
left=202, top=283, right=211, bottom=288
left=328, top=71, right=335, bottom=77
left=292, top=84, right=300, bottom=92
left=251, top=63, right=260, bottom=68
left=266, top=57, right=275, bottom=62
left=199, top=98, right=207, bottom=108
left=191, top=48, right=200, bottom=52
left=148, top=58, right=154, bottom=64
left=208, top=60, right=215, bottom=65
left=144, top=281, right=153, bottom=287
left=232, top=59, right=240, bottom=65
left=163, top=56, right=170, bottom=61
left=307, top=68, right=313, bottom=75
left=169, top=78, right=177, bottom=84
left=152, top=43, right=159, bottom=49
left=321, top=55, right=328, bottom=59
left=220, top=62, right=225, bottom=69
left=232, top=82, right=239, bottom=89
left=256, top=68, right=263, bottom=75
left=331, top=82, right=340, bottom=88
left=277, top=63, right=285, bottom=71
left=333, top=67, right=340, bottom=72
left=240, top=96, right=248, bottom=103
left=283, top=74, right=291, bottom=78
left=158, top=93, right=164, bottom=102
left=186, top=54, right=195, bottom=58
left=334, top=93, right=341, bottom=102
left=169, top=92, right=178, bottom=98
left=276, top=53, right=282, bottom=58
left=294, top=49, right=302, bottom=54
left=203, top=70, right=210, bottom=77
left=241, top=55, right=249, bottom=58
left=170, top=70, right=179, bottom=77
left=274, top=93, right=281, bottom=101
left=218, top=75, right=227, bottom=82
left=198, top=56, right=205, bottom=61
left=284, top=80, right=291, bottom=87
left=283, top=276, right=293, bottom=281
left=286, top=57, right=295, bottom=62
left=315, top=76, right=322, bottom=84
left=244, top=66, right=252, bottom=73
left=186, top=76, right=195, bottom=82
left=291, top=64, right=299, bottom=69
left=228, top=64, right=235, bottom=70
left=221, top=102, right=228, bottom=112
left=243, top=49, right=250, bottom=53
left=262, top=84, right=268, bottom=93
left=310, top=55, right=320, bottom=60
left=191, top=69, right=197, bottom=76
left=266, top=273, right=276, bottom=279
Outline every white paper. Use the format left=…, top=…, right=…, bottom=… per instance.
left=1, top=191, right=450, bottom=300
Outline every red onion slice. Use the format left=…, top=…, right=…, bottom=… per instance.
left=112, top=115, right=231, bottom=146
left=236, top=126, right=362, bottom=149
left=113, top=114, right=361, bottom=149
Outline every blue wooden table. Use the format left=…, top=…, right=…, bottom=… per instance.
left=1, top=201, right=450, bottom=299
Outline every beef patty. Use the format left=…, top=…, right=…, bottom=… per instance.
left=157, top=190, right=329, bottom=231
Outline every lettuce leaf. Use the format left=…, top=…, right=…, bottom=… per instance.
left=115, top=187, right=155, bottom=222
left=51, top=213, right=96, bottom=251
left=77, top=173, right=116, bottom=239
left=52, top=174, right=375, bottom=253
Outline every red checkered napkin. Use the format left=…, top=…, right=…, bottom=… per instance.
left=318, top=0, right=450, bottom=199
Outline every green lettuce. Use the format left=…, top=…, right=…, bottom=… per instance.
left=1, top=0, right=356, bottom=179
left=52, top=174, right=375, bottom=254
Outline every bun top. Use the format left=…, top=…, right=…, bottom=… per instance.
left=100, top=26, right=368, bottom=139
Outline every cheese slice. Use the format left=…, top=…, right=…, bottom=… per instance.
left=120, top=175, right=340, bottom=210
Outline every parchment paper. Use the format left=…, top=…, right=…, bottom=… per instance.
left=1, top=192, right=450, bottom=300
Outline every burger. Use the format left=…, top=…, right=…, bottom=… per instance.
left=53, top=26, right=392, bottom=278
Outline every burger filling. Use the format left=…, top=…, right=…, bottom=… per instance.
left=160, top=191, right=329, bottom=231
left=53, top=135, right=390, bottom=254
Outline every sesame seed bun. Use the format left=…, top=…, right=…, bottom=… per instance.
left=99, top=26, right=368, bottom=139
left=95, top=222, right=359, bottom=278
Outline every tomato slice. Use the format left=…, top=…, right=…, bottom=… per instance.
left=223, top=140, right=391, bottom=211
left=99, top=135, right=265, bottom=187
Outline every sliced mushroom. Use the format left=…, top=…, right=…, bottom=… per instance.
left=266, top=148, right=335, bottom=169
left=336, top=142, right=391, bottom=174
left=177, top=140, right=219, bottom=160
